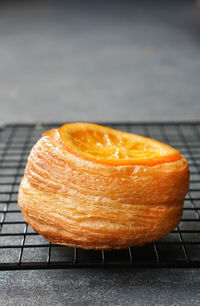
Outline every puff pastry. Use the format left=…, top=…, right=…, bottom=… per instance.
left=18, top=123, right=189, bottom=250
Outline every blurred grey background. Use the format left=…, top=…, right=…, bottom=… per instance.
left=0, top=0, right=200, bottom=123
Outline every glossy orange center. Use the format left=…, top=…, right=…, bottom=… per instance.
left=58, top=123, right=181, bottom=166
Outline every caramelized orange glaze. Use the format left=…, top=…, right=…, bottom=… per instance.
left=58, top=123, right=181, bottom=166
left=18, top=123, right=189, bottom=250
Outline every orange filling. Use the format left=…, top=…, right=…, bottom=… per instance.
left=58, top=123, right=181, bottom=166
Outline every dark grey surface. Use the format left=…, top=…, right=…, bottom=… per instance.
left=0, top=269, right=200, bottom=306
left=0, top=1, right=200, bottom=305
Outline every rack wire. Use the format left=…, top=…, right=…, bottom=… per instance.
left=0, top=122, right=200, bottom=270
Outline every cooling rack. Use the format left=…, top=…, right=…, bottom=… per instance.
left=0, top=122, right=200, bottom=270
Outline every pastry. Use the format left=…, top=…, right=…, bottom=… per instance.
left=18, top=123, right=189, bottom=250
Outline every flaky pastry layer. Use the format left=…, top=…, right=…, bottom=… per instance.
left=18, top=129, right=189, bottom=250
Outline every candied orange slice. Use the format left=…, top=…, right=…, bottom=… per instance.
left=58, top=123, right=181, bottom=166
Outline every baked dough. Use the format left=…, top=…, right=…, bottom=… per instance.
left=18, top=123, right=189, bottom=250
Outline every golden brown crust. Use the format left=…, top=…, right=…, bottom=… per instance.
left=18, top=129, right=190, bottom=250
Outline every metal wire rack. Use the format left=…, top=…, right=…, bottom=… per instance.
left=0, top=122, right=200, bottom=270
